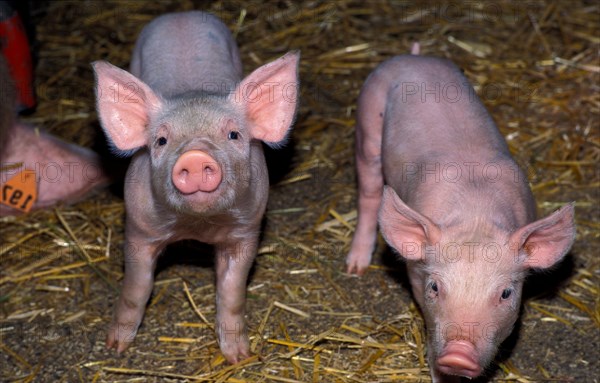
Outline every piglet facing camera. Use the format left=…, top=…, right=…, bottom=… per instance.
left=92, top=11, right=299, bottom=363
left=347, top=51, right=575, bottom=382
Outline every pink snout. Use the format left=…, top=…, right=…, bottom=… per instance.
left=172, top=150, right=222, bottom=194
left=437, top=341, right=482, bottom=378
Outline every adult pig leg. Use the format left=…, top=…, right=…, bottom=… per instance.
left=1, top=123, right=108, bottom=213
left=346, top=77, right=386, bottom=276
left=106, top=238, right=160, bottom=353
left=214, top=239, right=257, bottom=363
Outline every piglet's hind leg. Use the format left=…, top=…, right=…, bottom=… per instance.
left=346, top=80, right=385, bottom=276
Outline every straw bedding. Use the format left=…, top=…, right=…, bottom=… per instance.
left=1, top=1, right=598, bottom=381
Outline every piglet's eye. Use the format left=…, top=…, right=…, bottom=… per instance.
left=156, top=137, right=167, bottom=146
left=426, top=281, right=440, bottom=299
left=426, top=281, right=439, bottom=299
left=228, top=131, right=239, bottom=140
left=501, top=288, right=512, bottom=300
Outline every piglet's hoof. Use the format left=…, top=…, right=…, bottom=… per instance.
left=220, top=340, right=252, bottom=364
left=106, top=321, right=138, bottom=354
left=346, top=251, right=371, bottom=276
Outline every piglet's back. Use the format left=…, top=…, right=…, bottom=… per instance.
left=374, top=55, right=510, bottom=159
left=130, top=11, right=243, bottom=98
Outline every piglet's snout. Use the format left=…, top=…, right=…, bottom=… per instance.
left=172, top=150, right=222, bottom=194
left=437, top=341, right=482, bottom=378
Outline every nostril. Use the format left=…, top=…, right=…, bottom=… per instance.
left=437, top=341, right=482, bottom=378
left=172, top=151, right=222, bottom=194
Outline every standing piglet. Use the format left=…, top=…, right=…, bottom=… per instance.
left=93, top=11, right=299, bottom=363
left=347, top=51, right=575, bottom=382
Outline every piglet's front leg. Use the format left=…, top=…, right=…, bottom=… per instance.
left=214, top=239, right=257, bottom=364
left=106, top=238, right=160, bottom=353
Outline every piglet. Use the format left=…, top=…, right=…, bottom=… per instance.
left=347, top=51, right=575, bottom=382
left=92, top=11, right=299, bottom=363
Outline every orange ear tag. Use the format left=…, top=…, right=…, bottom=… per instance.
left=1, top=169, right=37, bottom=213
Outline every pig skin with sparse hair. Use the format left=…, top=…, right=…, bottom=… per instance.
left=92, top=11, right=299, bottom=363
left=347, top=52, right=575, bottom=382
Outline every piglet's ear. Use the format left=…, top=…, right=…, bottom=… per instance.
left=510, top=203, right=575, bottom=269
left=92, top=61, right=162, bottom=155
left=229, top=51, right=300, bottom=147
left=379, top=186, right=441, bottom=261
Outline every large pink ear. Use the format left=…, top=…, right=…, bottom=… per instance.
left=509, top=203, right=575, bottom=269
left=378, top=186, right=441, bottom=261
left=229, top=51, right=300, bottom=146
left=92, top=61, right=162, bottom=154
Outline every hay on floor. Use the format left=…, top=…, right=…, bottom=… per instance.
left=1, top=1, right=598, bottom=382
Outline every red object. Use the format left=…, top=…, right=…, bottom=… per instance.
left=0, top=8, right=35, bottom=111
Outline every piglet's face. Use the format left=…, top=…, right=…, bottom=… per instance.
left=92, top=52, right=300, bottom=215
left=417, top=241, right=525, bottom=378
left=379, top=186, right=575, bottom=379
left=147, top=99, right=253, bottom=214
